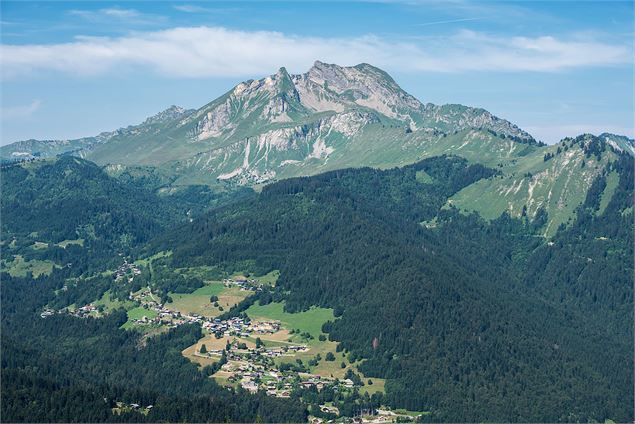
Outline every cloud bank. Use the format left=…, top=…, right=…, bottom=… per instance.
left=1, top=26, right=631, bottom=79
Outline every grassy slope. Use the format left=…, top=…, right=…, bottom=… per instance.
left=245, top=301, right=333, bottom=339
left=450, top=142, right=616, bottom=236
left=121, top=307, right=158, bottom=329
left=167, top=283, right=251, bottom=318
left=1, top=254, right=57, bottom=278
left=243, top=301, right=386, bottom=386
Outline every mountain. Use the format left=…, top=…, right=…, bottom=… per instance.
left=2, top=62, right=632, bottom=235
left=2, top=62, right=533, bottom=177
left=601, top=132, right=635, bottom=155
left=2, top=63, right=633, bottom=423
left=83, top=62, right=536, bottom=186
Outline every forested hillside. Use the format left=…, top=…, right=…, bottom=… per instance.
left=1, top=157, right=305, bottom=423
left=1, top=151, right=632, bottom=422
left=0, top=156, right=250, bottom=275
left=152, top=154, right=634, bottom=422
left=1, top=273, right=306, bottom=423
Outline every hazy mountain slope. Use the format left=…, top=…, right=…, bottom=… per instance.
left=0, top=156, right=239, bottom=250
left=0, top=106, right=194, bottom=163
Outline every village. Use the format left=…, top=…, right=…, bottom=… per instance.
left=113, top=257, right=141, bottom=283
left=123, top=287, right=362, bottom=400
left=39, top=262, right=415, bottom=421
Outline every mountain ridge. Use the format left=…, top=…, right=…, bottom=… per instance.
left=2, top=62, right=632, bottom=235
left=2, top=61, right=536, bottom=166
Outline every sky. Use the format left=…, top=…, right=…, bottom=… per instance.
left=1, top=0, right=633, bottom=145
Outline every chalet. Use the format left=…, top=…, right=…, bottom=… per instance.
left=241, top=380, right=258, bottom=393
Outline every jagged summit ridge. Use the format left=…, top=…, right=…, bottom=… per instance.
left=184, top=61, right=535, bottom=146
left=3, top=61, right=556, bottom=180
left=142, top=105, right=194, bottom=126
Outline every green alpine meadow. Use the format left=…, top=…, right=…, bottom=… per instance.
left=1, top=1, right=633, bottom=422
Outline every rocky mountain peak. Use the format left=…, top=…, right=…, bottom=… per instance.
left=142, top=105, right=193, bottom=126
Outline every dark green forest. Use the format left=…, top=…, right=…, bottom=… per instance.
left=155, top=155, right=634, bottom=422
left=1, top=152, right=633, bottom=422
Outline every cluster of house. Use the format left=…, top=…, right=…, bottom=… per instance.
left=310, top=409, right=414, bottom=424
left=40, top=308, right=56, bottom=319
left=72, top=303, right=98, bottom=317
left=41, top=304, right=99, bottom=319
left=221, top=359, right=353, bottom=399
left=201, top=317, right=281, bottom=337
left=222, top=277, right=265, bottom=292
left=125, top=289, right=284, bottom=344
left=205, top=342, right=309, bottom=362
left=114, top=259, right=141, bottom=283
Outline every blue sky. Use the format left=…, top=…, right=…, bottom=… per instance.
left=1, top=0, right=633, bottom=145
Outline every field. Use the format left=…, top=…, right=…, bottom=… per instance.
left=253, top=269, right=280, bottom=286
left=134, top=250, right=171, bottom=268
left=121, top=307, right=158, bottom=330
left=94, top=290, right=135, bottom=312
left=245, top=301, right=333, bottom=340
left=167, top=282, right=252, bottom=318
left=598, top=170, right=619, bottom=215
left=244, top=302, right=386, bottom=387
left=176, top=265, right=224, bottom=281
left=57, top=239, right=84, bottom=248
left=182, top=334, right=257, bottom=367
left=1, top=254, right=57, bottom=278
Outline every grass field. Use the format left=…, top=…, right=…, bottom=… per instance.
left=94, top=290, right=135, bottom=312
left=245, top=301, right=365, bottom=378
left=121, top=307, right=158, bottom=329
left=254, top=269, right=280, bottom=286
left=176, top=265, right=224, bottom=281
left=598, top=170, right=619, bottom=215
left=2, top=255, right=57, bottom=278
left=393, top=408, right=429, bottom=417
left=245, top=301, right=333, bottom=341
left=168, top=282, right=252, bottom=318
left=134, top=250, right=171, bottom=267
left=57, top=239, right=84, bottom=248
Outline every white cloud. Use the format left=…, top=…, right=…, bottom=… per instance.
left=1, top=99, right=42, bottom=119
left=173, top=5, right=211, bottom=13
left=67, top=7, right=164, bottom=25
left=172, top=4, right=240, bottom=14
left=100, top=8, right=141, bottom=19
left=0, top=26, right=631, bottom=80
left=69, top=7, right=140, bottom=20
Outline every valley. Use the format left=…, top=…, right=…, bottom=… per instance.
left=1, top=61, right=633, bottom=423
